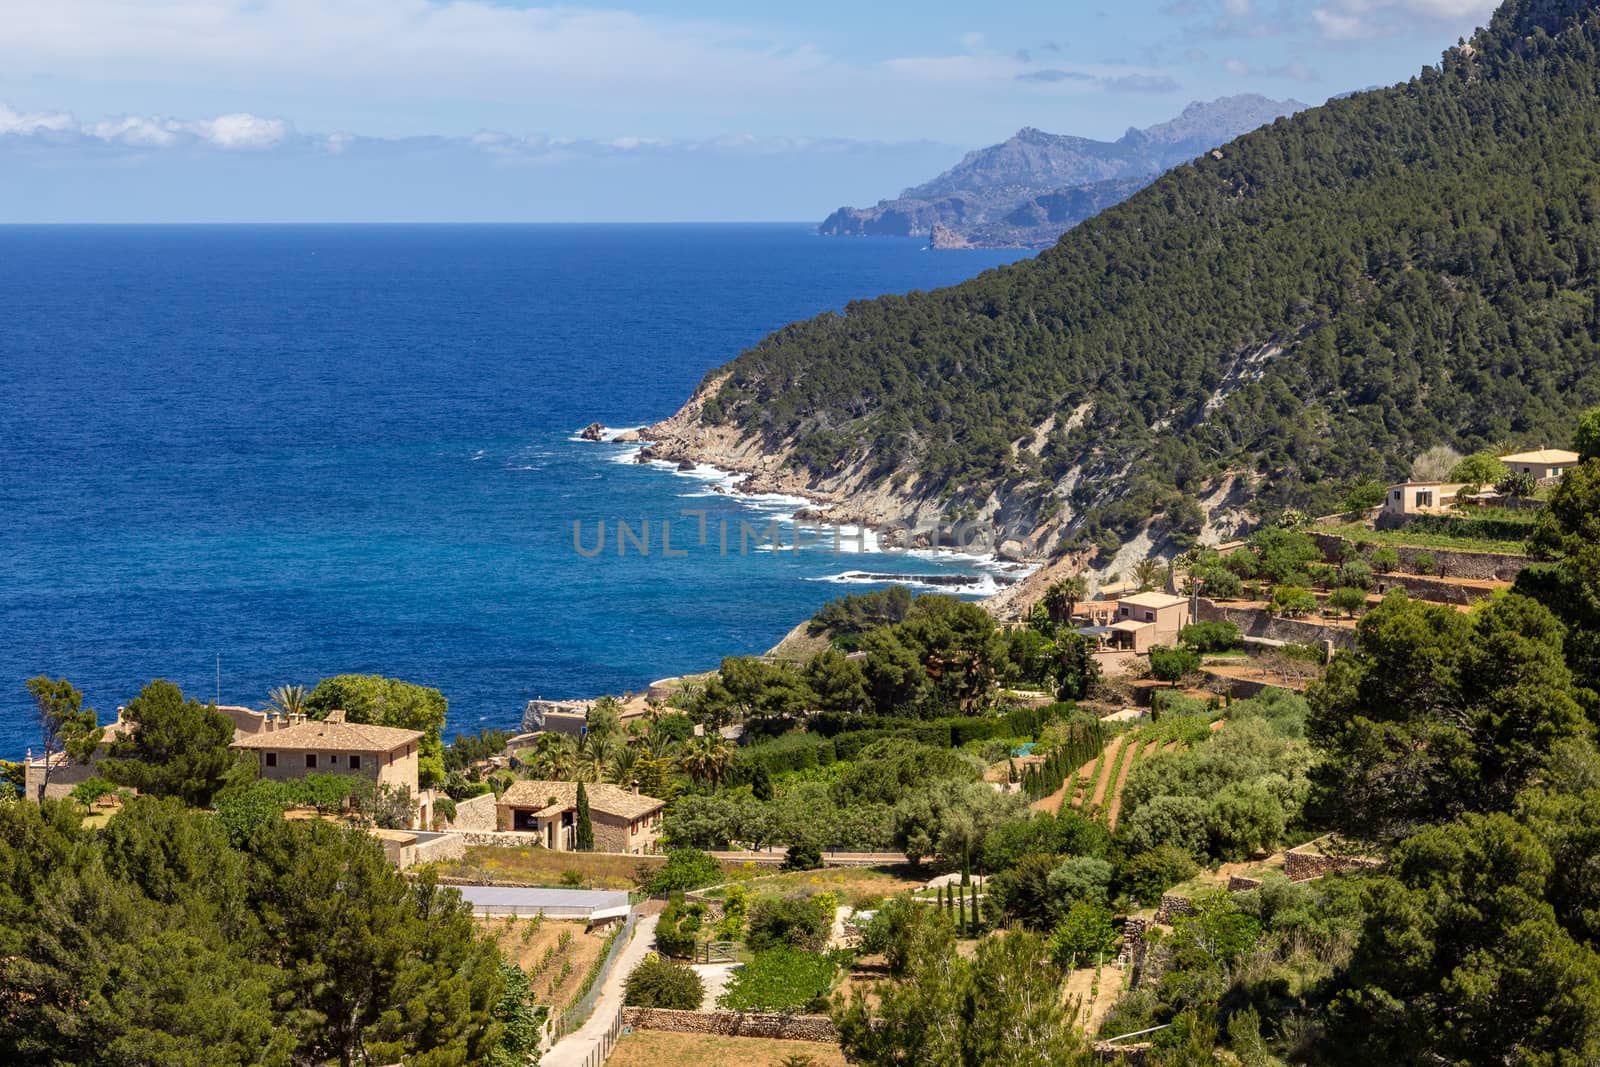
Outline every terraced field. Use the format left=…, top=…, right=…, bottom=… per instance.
left=1047, top=718, right=1217, bottom=829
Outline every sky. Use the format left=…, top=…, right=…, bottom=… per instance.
left=0, top=0, right=1500, bottom=222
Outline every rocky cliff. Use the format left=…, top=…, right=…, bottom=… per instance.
left=818, top=95, right=1303, bottom=248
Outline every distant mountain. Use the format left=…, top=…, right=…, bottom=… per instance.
left=819, top=94, right=1305, bottom=248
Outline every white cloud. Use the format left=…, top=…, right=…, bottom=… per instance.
left=0, top=103, right=77, bottom=136
left=1, top=103, right=296, bottom=149
left=0, top=1, right=833, bottom=96
left=194, top=113, right=294, bottom=149
left=1309, top=0, right=1496, bottom=40
left=1223, top=56, right=1317, bottom=81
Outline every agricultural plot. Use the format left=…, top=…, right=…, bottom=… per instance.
left=1057, top=718, right=1215, bottom=830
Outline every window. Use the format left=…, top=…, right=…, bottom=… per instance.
left=1417, top=491, right=1433, bottom=507
left=265, top=752, right=277, bottom=768
left=1392, top=489, right=1402, bottom=500
left=1144, top=610, right=1154, bottom=621
left=305, top=753, right=318, bottom=769
left=349, top=754, right=361, bottom=770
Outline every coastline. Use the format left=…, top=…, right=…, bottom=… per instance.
left=583, top=417, right=1040, bottom=591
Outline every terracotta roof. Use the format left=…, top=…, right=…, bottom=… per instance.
left=1118, top=591, right=1189, bottom=610
left=231, top=718, right=422, bottom=753
left=498, top=779, right=664, bottom=820
left=1499, top=448, right=1580, bottom=465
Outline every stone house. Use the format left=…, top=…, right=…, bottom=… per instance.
left=25, top=702, right=291, bottom=802
left=23, top=706, right=136, bottom=802
left=230, top=711, right=433, bottom=828
left=496, top=779, right=664, bottom=854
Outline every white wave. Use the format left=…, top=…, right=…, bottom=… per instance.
left=804, top=570, right=1002, bottom=597
left=567, top=424, right=646, bottom=443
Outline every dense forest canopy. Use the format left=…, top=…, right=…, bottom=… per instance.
left=693, top=0, right=1600, bottom=538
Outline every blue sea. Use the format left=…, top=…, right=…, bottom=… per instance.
left=0, top=224, right=1029, bottom=756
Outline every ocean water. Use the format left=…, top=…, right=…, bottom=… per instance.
left=0, top=224, right=1028, bottom=756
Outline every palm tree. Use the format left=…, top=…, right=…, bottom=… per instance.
left=267, top=683, right=307, bottom=718
left=1040, top=574, right=1088, bottom=625
left=680, top=735, right=735, bottom=789
left=527, top=732, right=578, bottom=780
left=606, top=745, right=641, bottom=790
left=1131, top=558, right=1165, bottom=593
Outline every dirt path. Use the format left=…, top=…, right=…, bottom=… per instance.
left=1029, top=751, right=1100, bottom=814
left=1064, top=963, right=1125, bottom=1036
left=1086, top=736, right=1125, bottom=814
left=1105, top=740, right=1158, bottom=831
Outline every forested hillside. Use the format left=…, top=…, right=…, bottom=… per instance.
left=674, top=0, right=1600, bottom=554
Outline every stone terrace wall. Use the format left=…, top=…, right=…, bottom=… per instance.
left=621, top=1008, right=836, bottom=1042
left=1197, top=602, right=1355, bottom=650
left=450, top=793, right=498, bottom=832
left=1374, top=572, right=1500, bottom=604
left=1284, top=847, right=1383, bottom=883
left=1311, top=533, right=1532, bottom=582
left=1154, top=894, right=1197, bottom=924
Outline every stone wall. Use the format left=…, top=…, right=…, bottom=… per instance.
left=1310, top=532, right=1532, bottom=582
left=1154, top=894, right=1196, bottom=924
left=1197, top=602, right=1355, bottom=650
left=1284, top=847, right=1383, bottom=883
left=1116, top=917, right=1150, bottom=970
left=1090, top=650, right=1140, bottom=677
left=1372, top=572, right=1498, bottom=605
left=1227, top=875, right=1264, bottom=892
left=415, top=833, right=465, bottom=866
left=450, top=793, right=498, bottom=832
left=452, top=829, right=549, bottom=849
left=620, top=1008, right=837, bottom=1042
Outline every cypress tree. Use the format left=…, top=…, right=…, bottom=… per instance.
left=751, top=763, right=773, bottom=802
left=575, top=782, right=594, bottom=852
left=970, top=879, right=980, bottom=936
left=958, top=885, right=966, bottom=933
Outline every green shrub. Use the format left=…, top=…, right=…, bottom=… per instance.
left=1178, top=621, right=1242, bottom=653
left=1117, top=845, right=1199, bottom=905
left=1149, top=646, right=1202, bottom=686
left=717, top=948, right=840, bottom=1012
left=643, top=849, right=724, bottom=895
left=1048, top=899, right=1118, bottom=969
left=654, top=895, right=707, bottom=959
left=69, top=776, right=118, bottom=807
left=746, top=895, right=832, bottom=952
left=1327, top=586, right=1369, bottom=617
left=623, top=955, right=705, bottom=1009
left=783, top=838, right=823, bottom=871
left=1269, top=586, right=1319, bottom=618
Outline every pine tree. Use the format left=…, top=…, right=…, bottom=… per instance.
left=575, top=782, right=594, bottom=852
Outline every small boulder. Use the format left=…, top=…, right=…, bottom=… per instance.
left=677, top=459, right=697, bottom=471
left=998, top=539, right=1028, bottom=562
left=579, top=422, right=605, bottom=441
